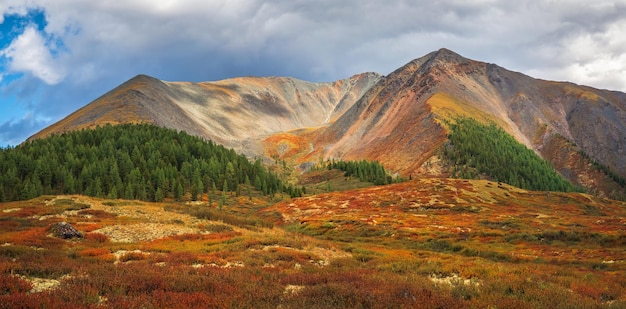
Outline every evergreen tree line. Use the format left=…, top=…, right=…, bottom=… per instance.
left=0, top=124, right=302, bottom=202
left=322, top=159, right=405, bottom=185
left=577, top=150, right=626, bottom=189
left=442, top=118, right=583, bottom=192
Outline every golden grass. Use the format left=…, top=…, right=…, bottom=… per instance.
left=427, top=93, right=502, bottom=129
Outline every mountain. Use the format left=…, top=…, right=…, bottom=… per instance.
left=29, top=49, right=626, bottom=198
left=303, top=49, right=625, bottom=197
left=29, top=73, right=381, bottom=156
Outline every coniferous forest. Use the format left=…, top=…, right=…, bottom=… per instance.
left=323, top=159, right=405, bottom=185
left=0, top=124, right=298, bottom=202
left=442, top=118, right=582, bottom=192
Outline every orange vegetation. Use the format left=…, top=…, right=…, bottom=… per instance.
left=1, top=178, right=625, bottom=307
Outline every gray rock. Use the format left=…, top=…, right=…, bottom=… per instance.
left=50, top=222, right=83, bottom=239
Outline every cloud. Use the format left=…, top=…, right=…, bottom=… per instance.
left=1, top=0, right=626, bottom=146
left=4, top=0, right=625, bottom=85
left=1, top=26, right=66, bottom=85
left=0, top=112, right=50, bottom=146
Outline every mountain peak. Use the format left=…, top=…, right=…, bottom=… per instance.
left=124, top=74, right=163, bottom=85
left=427, top=48, right=471, bottom=65
left=388, top=48, right=472, bottom=77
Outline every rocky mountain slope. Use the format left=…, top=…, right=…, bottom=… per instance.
left=304, top=49, right=625, bottom=197
left=29, top=73, right=381, bottom=156
left=29, top=49, right=625, bottom=197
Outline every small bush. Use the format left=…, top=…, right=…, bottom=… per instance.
left=119, top=252, right=149, bottom=262
left=78, top=209, right=117, bottom=219
left=200, top=223, right=234, bottom=233
left=85, top=232, right=110, bottom=243
left=79, top=248, right=110, bottom=257
left=0, top=275, right=33, bottom=294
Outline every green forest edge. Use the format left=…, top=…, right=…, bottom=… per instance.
left=440, top=117, right=586, bottom=193
left=0, top=124, right=303, bottom=203
left=313, top=160, right=407, bottom=186
left=0, top=124, right=406, bottom=204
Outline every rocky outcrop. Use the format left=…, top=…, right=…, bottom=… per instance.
left=50, top=222, right=83, bottom=239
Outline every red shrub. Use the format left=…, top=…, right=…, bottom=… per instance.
left=162, top=252, right=199, bottom=265
left=0, top=274, right=32, bottom=294
left=85, top=232, right=109, bottom=243
left=79, top=248, right=110, bottom=257
left=12, top=227, right=64, bottom=248
left=78, top=209, right=117, bottom=219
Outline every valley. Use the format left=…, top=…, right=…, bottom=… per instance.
left=1, top=48, right=625, bottom=307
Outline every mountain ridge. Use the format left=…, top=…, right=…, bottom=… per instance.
left=28, top=49, right=626, bottom=198
left=30, top=72, right=382, bottom=156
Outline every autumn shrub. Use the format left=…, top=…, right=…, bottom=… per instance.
left=255, top=235, right=308, bottom=250
left=281, top=272, right=463, bottom=309
left=379, top=260, right=424, bottom=274
left=108, top=291, right=221, bottom=309
left=85, top=232, right=110, bottom=243
left=199, top=223, right=234, bottom=233
left=0, top=293, right=47, bottom=309
left=5, top=207, right=40, bottom=218
left=78, top=209, right=117, bottom=219
left=450, top=282, right=480, bottom=300
left=319, top=257, right=354, bottom=270
left=460, top=248, right=516, bottom=263
left=0, top=274, right=32, bottom=294
left=10, top=227, right=65, bottom=248
left=52, top=198, right=90, bottom=211
left=349, top=248, right=380, bottom=263
left=119, top=252, right=149, bottom=262
left=79, top=248, right=110, bottom=257
left=424, top=239, right=463, bottom=253
left=0, top=245, right=31, bottom=259
left=12, top=249, right=79, bottom=279
left=191, top=208, right=273, bottom=229
left=162, top=251, right=199, bottom=265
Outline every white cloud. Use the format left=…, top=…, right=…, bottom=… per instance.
left=2, top=0, right=626, bottom=146
left=1, top=26, right=66, bottom=85
left=1, top=0, right=623, bottom=89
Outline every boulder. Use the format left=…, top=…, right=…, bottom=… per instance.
left=50, top=222, right=83, bottom=239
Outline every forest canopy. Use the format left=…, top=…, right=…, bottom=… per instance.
left=442, top=118, right=582, bottom=193
left=0, top=124, right=297, bottom=202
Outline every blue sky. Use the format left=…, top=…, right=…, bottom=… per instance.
left=1, top=0, right=626, bottom=147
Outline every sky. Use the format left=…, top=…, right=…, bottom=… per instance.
left=1, top=0, right=625, bottom=146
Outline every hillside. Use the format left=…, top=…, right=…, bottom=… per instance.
left=0, top=124, right=300, bottom=203
left=2, top=119, right=626, bottom=307
left=29, top=73, right=381, bottom=156
left=1, top=178, right=625, bottom=307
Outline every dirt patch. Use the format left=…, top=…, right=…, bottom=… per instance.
left=94, top=223, right=198, bottom=243
left=429, top=273, right=480, bottom=287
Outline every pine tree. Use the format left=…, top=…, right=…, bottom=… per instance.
left=209, top=181, right=216, bottom=207
left=107, top=185, right=118, bottom=200
left=124, top=183, right=134, bottom=200
left=220, top=179, right=228, bottom=209
left=245, top=175, right=252, bottom=200
left=155, top=187, right=164, bottom=202
left=175, top=182, right=184, bottom=201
